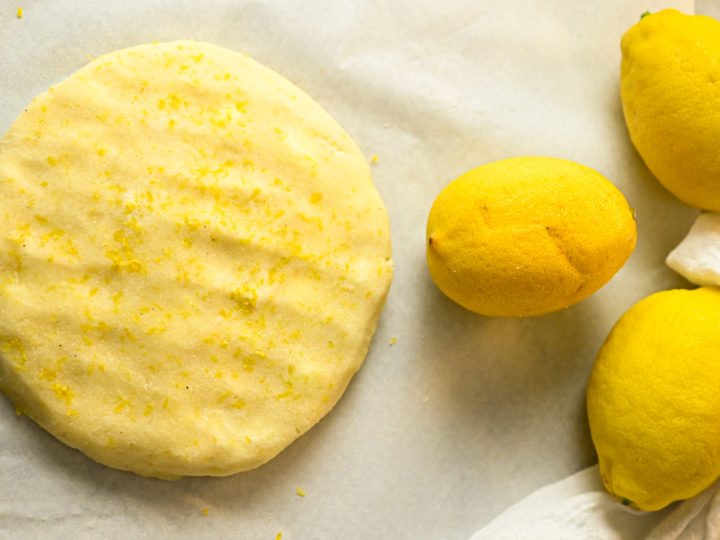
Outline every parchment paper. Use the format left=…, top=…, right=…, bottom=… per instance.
left=0, top=1, right=707, bottom=539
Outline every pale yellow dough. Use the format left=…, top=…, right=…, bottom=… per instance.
left=0, top=41, right=393, bottom=478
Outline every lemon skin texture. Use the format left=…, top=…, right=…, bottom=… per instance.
left=621, top=9, right=720, bottom=210
left=426, top=157, right=636, bottom=317
left=587, top=287, right=720, bottom=511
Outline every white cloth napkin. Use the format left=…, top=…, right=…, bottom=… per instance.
left=469, top=466, right=720, bottom=540
left=666, top=212, right=720, bottom=286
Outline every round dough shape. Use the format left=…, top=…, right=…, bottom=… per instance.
left=0, top=41, right=393, bottom=478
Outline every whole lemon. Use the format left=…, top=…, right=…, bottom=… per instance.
left=621, top=9, right=720, bottom=210
left=426, top=157, right=636, bottom=317
left=587, top=287, right=720, bottom=511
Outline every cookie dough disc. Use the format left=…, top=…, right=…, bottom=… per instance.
left=0, top=41, right=393, bottom=478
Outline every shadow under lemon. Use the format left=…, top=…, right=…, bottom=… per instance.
left=418, top=266, right=599, bottom=456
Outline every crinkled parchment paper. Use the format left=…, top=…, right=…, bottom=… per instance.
left=0, top=1, right=705, bottom=538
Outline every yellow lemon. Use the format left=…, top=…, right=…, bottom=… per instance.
left=426, top=157, right=636, bottom=317
left=621, top=9, right=720, bottom=210
left=587, top=287, right=720, bottom=511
